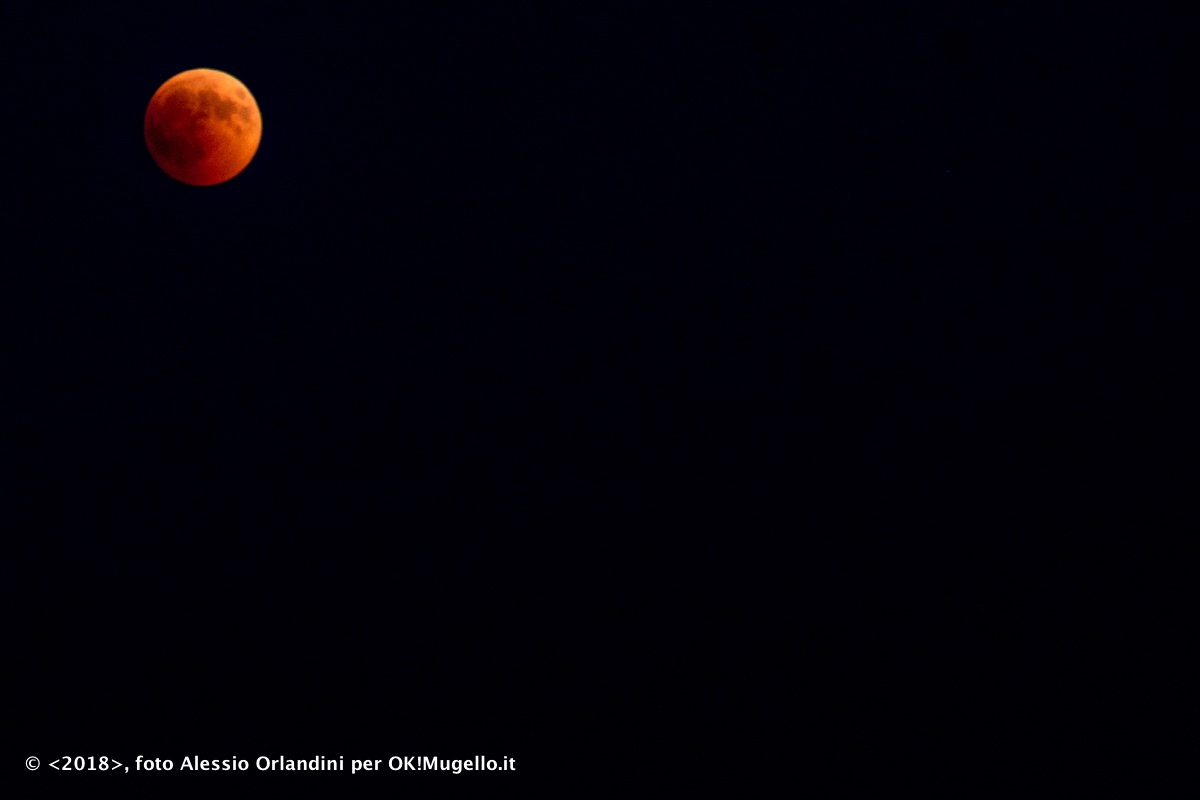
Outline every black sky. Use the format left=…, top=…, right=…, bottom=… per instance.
left=4, top=2, right=1189, bottom=786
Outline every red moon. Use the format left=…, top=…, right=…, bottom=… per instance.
left=144, top=68, right=262, bottom=186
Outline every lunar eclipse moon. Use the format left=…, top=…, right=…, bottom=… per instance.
left=145, top=68, right=261, bottom=186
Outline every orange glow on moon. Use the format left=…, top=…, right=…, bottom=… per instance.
left=145, top=68, right=262, bottom=186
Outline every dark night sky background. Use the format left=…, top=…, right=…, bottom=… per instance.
left=4, top=2, right=1190, bottom=785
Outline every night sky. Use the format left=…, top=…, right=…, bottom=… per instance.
left=5, top=2, right=1188, bottom=786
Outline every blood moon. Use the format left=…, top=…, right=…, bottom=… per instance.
left=145, top=68, right=261, bottom=186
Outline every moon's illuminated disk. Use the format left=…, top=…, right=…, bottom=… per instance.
left=145, top=68, right=262, bottom=186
